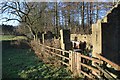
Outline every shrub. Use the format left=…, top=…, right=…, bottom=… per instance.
left=30, top=40, right=61, bottom=68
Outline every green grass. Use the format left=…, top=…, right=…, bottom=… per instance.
left=0, top=35, right=27, bottom=41
left=2, top=42, right=72, bottom=79
left=0, top=35, right=15, bottom=40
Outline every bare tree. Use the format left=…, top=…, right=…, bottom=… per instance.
left=0, top=1, right=115, bottom=38
left=0, top=2, right=47, bottom=40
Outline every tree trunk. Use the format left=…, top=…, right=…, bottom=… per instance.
left=27, top=25, right=36, bottom=41
left=90, top=2, right=93, bottom=25
left=96, top=2, right=99, bottom=23
left=87, top=2, right=90, bottom=27
left=55, top=2, right=59, bottom=38
left=81, top=2, right=85, bottom=32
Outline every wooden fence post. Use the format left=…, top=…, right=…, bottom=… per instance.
left=74, top=52, right=78, bottom=76
left=76, top=52, right=81, bottom=76
left=42, top=33, right=45, bottom=44
left=69, top=50, right=75, bottom=73
left=62, top=51, right=65, bottom=61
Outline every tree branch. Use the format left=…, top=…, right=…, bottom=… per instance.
left=1, top=17, right=22, bottom=23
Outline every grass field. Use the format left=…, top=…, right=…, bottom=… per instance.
left=0, top=35, right=27, bottom=41
left=2, top=41, right=71, bottom=79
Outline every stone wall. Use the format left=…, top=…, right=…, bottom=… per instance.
left=71, top=34, right=92, bottom=48
left=60, top=29, right=72, bottom=50
left=70, top=3, right=120, bottom=65
left=92, top=3, right=120, bottom=65
left=69, top=1, right=120, bottom=66
left=101, top=4, right=120, bottom=65
left=92, top=20, right=102, bottom=57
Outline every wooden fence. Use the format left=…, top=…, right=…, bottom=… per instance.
left=38, top=43, right=120, bottom=79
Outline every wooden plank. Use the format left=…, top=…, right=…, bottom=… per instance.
left=41, top=44, right=70, bottom=54
left=76, top=53, right=81, bottom=76
left=52, top=47, right=70, bottom=54
left=81, top=71, right=93, bottom=79
left=62, top=51, right=65, bottom=61
left=44, top=48, right=52, bottom=53
left=80, top=63, right=100, bottom=74
left=80, top=54, right=101, bottom=63
left=50, top=51, right=70, bottom=60
left=96, top=53, right=120, bottom=70
left=95, top=64, right=115, bottom=79
left=58, top=60, right=69, bottom=66
left=69, top=51, right=76, bottom=72
left=105, top=69, right=117, bottom=78
left=72, top=51, right=76, bottom=72
left=69, top=51, right=72, bottom=72
left=55, top=52, right=69, bottom=60
left=92, top=71, right=102, bottom=78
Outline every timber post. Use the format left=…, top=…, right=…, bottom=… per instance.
left=69, top=50, right=79, bottom=77
left=69, top=51, right=75, bottom=72
left=76, top=52, right=81, bottom=76
left=42, top=33, right=45, bottom=44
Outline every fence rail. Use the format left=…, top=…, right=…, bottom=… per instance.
left=80, top=54, right=101, bottom=63
left=96, top=53, right=120, bottom=70
left=37, top=43, right=120, bottom=79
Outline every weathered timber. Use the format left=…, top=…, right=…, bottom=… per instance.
left=76, top=53, right=81, bottom=76
left=38, top=42, right=120, bottom=79
left=81, top=71, right=93, bottom=79
left=95, top=64, right=116, bottom=80
left=96, top=53, right=120, bottom=70
left=80, top=53, right=101, bottom=63
left=42, top=44, right=70, bottom=53
left=80, top=63, right=100, bottom=74
left=49, top=50, right=70, bottom=60
left=58, top=60, right=69, bottom=66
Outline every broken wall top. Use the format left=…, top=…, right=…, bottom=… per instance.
left=101, top=0, right=120, bottom=23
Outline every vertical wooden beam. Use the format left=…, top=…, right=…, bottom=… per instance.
left=76, top=52, right=81, bottom=76
left=62, top=51, right=65, bottom=61
left=69, top=50, right=75, bottom=73
left=69, top=51, right=82, bottom=77
left=42, top=33, right=45, bottom=44
left=74, top=52, right=78, bottom=76
left=69, top=51, right=71, bottom=70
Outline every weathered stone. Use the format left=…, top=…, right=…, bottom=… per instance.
left=60, top=29, right=70, bottom=43
left=71, top=34, right=92, bottom=48
left=92, top=3, right=120, bottom=65
left=92, top=20, right=102, bottom=57
left=70, top=3, right=120, bottom=66
left=102, top=4, right=120, bottom=65
left=60, top=29, right=72, bottom=50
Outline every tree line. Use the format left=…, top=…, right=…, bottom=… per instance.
left=0, top=1, right=115, bottom=40
left=0, top=24, right=15, bottom=35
